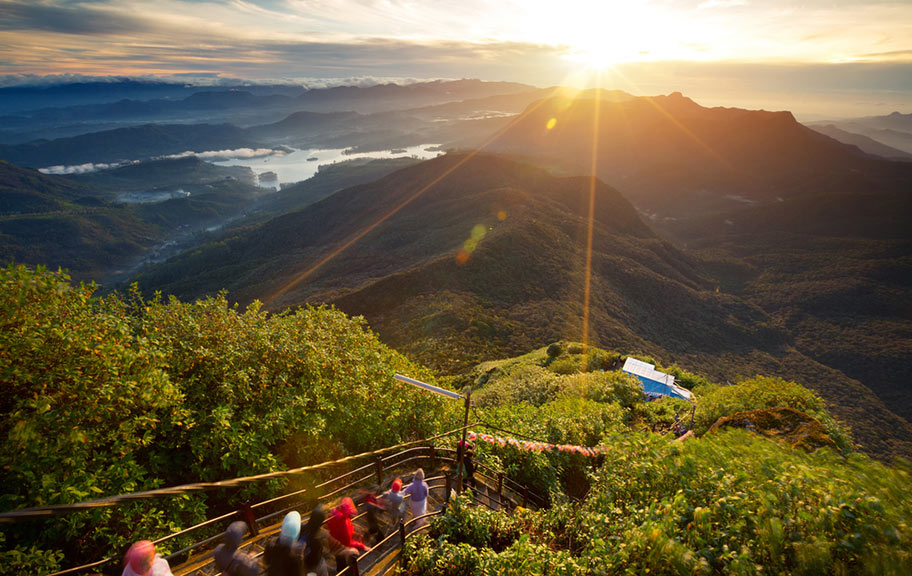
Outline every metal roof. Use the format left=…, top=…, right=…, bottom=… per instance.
left=622, top=357, right=693, bottom=401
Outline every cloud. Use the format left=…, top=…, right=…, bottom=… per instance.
left=697, top=0, right=748, bottom=9
left=39, top=161, right=133, bottom=174
left=0, top=0, right=156, bottom=35
left=159, top=148, right=284, bottom=160
left=37, top=148, right=283, bottom=173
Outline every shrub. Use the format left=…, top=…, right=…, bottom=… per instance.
left=546, top=342, right=563, bottom=358
left=547, top=355, right=580, bottom=375
left=561, top=371, right=644, bottom=409
left=472, top=365, right=561, bottom=408
left=635, top=396, right=693, bottom=432
left=694, top=376, right=851, bottom=452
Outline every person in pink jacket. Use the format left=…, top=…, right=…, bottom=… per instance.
left=121, top=540, right=173, bottom=576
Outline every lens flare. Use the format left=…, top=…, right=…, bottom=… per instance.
left=546, top=117, right=558, bottom=130
left=456, top=223, right=488, bottom=264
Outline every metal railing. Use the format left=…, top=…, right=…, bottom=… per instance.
left=45, top=440, right=462, bottom=576
left=44, top=431, right=546, bottom=576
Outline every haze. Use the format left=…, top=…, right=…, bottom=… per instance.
left=1, top=0, right=911, bottom=117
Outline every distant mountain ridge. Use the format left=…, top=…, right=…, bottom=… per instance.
left=488, top=91, right=885, bottom=216
left=808, top=124, right=912, bottom=161
left=0, top=123, right=267, bottom=168
left=807, top=112, right=912, bottom=155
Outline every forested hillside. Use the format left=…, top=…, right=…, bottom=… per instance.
left=0, top=265, right=457, bottom=573
left=131, top=153, right=912, bottom=462
left=3, top=267, right=910, bottom=575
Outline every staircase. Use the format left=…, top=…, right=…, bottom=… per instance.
left=172, top=451, right=538, bottom=576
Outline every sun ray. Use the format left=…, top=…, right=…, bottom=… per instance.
left=581, top=71, right=602, bottom=352
left=261, top=85, right=576, bottom=308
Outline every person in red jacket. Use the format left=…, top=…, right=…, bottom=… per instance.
left=329, top=497, right=368, bottom=547
left=327, top=497, right=368, bottom=573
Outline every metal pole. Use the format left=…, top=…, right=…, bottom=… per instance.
left=497, top=473, right=503, bottom=508
left=238, top=502, right=258, bottom=537
left=457, top=393, right=470, bottom=493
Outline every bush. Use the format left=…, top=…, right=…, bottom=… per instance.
left=694, top=376, right=851, bottom=452
left=577, top=431, right=911, bottom=574
left=404, top=495, right=586, bottom=576
left=473, top=365, right=561, bottom=408
left=547, top=355, right=580, bottom=375
left=546, top=342, right=563, bottom=358
left=561, top=371, right=644, bottom=409
left=635, top=396, right=693, bottom=432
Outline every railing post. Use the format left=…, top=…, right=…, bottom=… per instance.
left=238, top=502, right=258, bottom=537
left=497, top=473, right=504, bottom=506
left=398, top=519, right=406, bottom=545
left=522, top=487, right=529, bottom=508
left=444, top=472, right=452, bottom=504
left=375, top=455, right=384, bottom=487
left=348, top=554, right=360, bottom=576
left=430, top=446, right=437, bottom=471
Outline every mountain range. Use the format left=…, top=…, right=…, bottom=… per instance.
left=2, top=83, right=910, bottom=463
left=808, top=112, right=912, bottom=155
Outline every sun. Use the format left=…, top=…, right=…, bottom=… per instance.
left=521, top=1, right=689, bottom=71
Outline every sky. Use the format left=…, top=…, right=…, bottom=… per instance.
left=1, top=0, right=911, bottom=117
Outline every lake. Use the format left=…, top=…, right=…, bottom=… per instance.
left=211, top=144, right=443, bottom=187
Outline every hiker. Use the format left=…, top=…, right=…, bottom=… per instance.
left=121, top=540, right=173, bottom=576
left=456, top=440, right=475, bottom=489
left=355, top=486, right=385, bottom=545
left=298, top=505, right=329, bottom=576
left=403, top=468, right=429, bottom=529
left=213, top=521, right=260, bottom=576
left=327, top=497, right=368, bottom=572
left=379, top=478, right=405, bottom=534
left=263, top=511, right=305, bottom=576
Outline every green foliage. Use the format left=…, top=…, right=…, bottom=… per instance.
left=473, top=365, right=561, bottom=408
left=432, top=492, right=522, bottom=551
left=635, top=396, right=693, bottom=433
left=469, top=343, right=633, bottom=409
left=577, top=431, right=911, bottom=574
left=561, top=371, right=644, bottom=409
left=410, top=430, right=912, bottom=575
left=0, top=532, right=63, bottom=576
left=0, top=265, right=457, bottom=571
left=403, top=494, right=586, bottom=576
left=695, top=376, right=851, bottom=452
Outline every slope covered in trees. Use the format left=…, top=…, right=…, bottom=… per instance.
left=0, top=265, right=456, bottom=574
left=2, top=268, right=910, bottom=574
left=405, top=344, right=912, bottom=576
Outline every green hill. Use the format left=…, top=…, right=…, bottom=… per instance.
left=0, top=159, right=264, bottom=282
left=403, top=344, right=911, bottom=576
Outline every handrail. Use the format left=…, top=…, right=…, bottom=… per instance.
left=45, top=441, right=455, bottom=576
left=12, top=424, right=475, bottom=523
left=46, top=434, right=544, bottom=576
left=174, top=455, right=454, bottom=575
